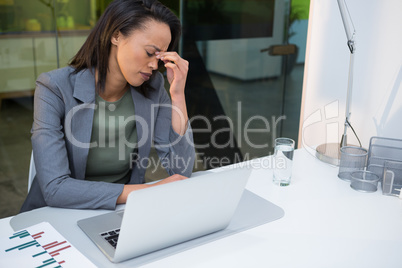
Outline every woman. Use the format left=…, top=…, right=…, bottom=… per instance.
left=20, top=0, right=195, bottom=212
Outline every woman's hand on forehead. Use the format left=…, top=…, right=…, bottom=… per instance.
left=156, top=51, right=189, bottom=96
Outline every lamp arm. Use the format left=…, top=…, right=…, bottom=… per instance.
left=337, top=0, right=357, bottom=147
left=337, top=0, right=356, bottom=53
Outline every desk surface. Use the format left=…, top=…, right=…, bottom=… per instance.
left=1, top=149, right=402, bottom=267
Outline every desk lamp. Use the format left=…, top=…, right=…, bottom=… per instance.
left=316, top=0, right=361, bottom=165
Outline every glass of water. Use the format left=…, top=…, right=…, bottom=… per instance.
left=273, top=137, right=295, bottom=186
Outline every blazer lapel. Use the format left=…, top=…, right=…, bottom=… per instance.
left=70, top=69, right=96, bottom=179
left=130, top=87, right=152, bottom=181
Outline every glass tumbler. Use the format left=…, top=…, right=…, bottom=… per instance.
left=273, top=137, right=295, bottom=186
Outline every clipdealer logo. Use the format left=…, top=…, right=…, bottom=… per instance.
left=63, top=101, right=288, bottom=170
left=300, top=100, right=342, bottom=158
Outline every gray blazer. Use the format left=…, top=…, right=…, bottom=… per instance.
left=21, top=67, right=195, bottom=212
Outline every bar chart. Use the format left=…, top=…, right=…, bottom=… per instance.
left=1, top=222, right=95, bottom=268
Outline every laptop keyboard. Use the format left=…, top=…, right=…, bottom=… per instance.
left=100, top=228, right=120, bottom=248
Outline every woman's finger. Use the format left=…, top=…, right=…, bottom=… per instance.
left=157, top=52, right=187, bottom=67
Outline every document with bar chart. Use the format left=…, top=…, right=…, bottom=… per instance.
left=0, top=222, right=96, bottom=268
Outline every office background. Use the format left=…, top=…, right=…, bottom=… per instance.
left=0, top=0, right=310, bottom=218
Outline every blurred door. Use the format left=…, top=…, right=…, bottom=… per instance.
left=177, top=0, right=306, bottom=169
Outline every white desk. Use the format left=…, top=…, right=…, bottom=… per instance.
left=1, top=149, right=402, bottom=267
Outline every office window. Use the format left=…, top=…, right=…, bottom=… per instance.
left=177, top=0, right=309, bottom=169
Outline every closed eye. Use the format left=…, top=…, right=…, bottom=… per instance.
left=146, top=51, right=154, bottom=57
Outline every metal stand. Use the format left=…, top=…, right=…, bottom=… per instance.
left=315, top=0, right=356, bottom=166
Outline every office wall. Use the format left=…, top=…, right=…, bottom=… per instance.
left=299, top=0, right=402, bottom=150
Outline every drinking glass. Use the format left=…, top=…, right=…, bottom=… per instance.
left=273, top=137, right=295, bottom=186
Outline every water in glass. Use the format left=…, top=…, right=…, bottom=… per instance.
left=273, top=141, right=294, bottom=186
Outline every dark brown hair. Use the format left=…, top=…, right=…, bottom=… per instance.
left=69, top=0, right=181, bottom=96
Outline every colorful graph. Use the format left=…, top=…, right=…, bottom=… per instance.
left=1, top=222, right=96, bottom=268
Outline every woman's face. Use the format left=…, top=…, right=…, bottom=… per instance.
left=110, top=19, right=171, bottom=87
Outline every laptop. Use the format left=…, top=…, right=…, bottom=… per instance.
left=77, top=167, right=252, bottom=263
